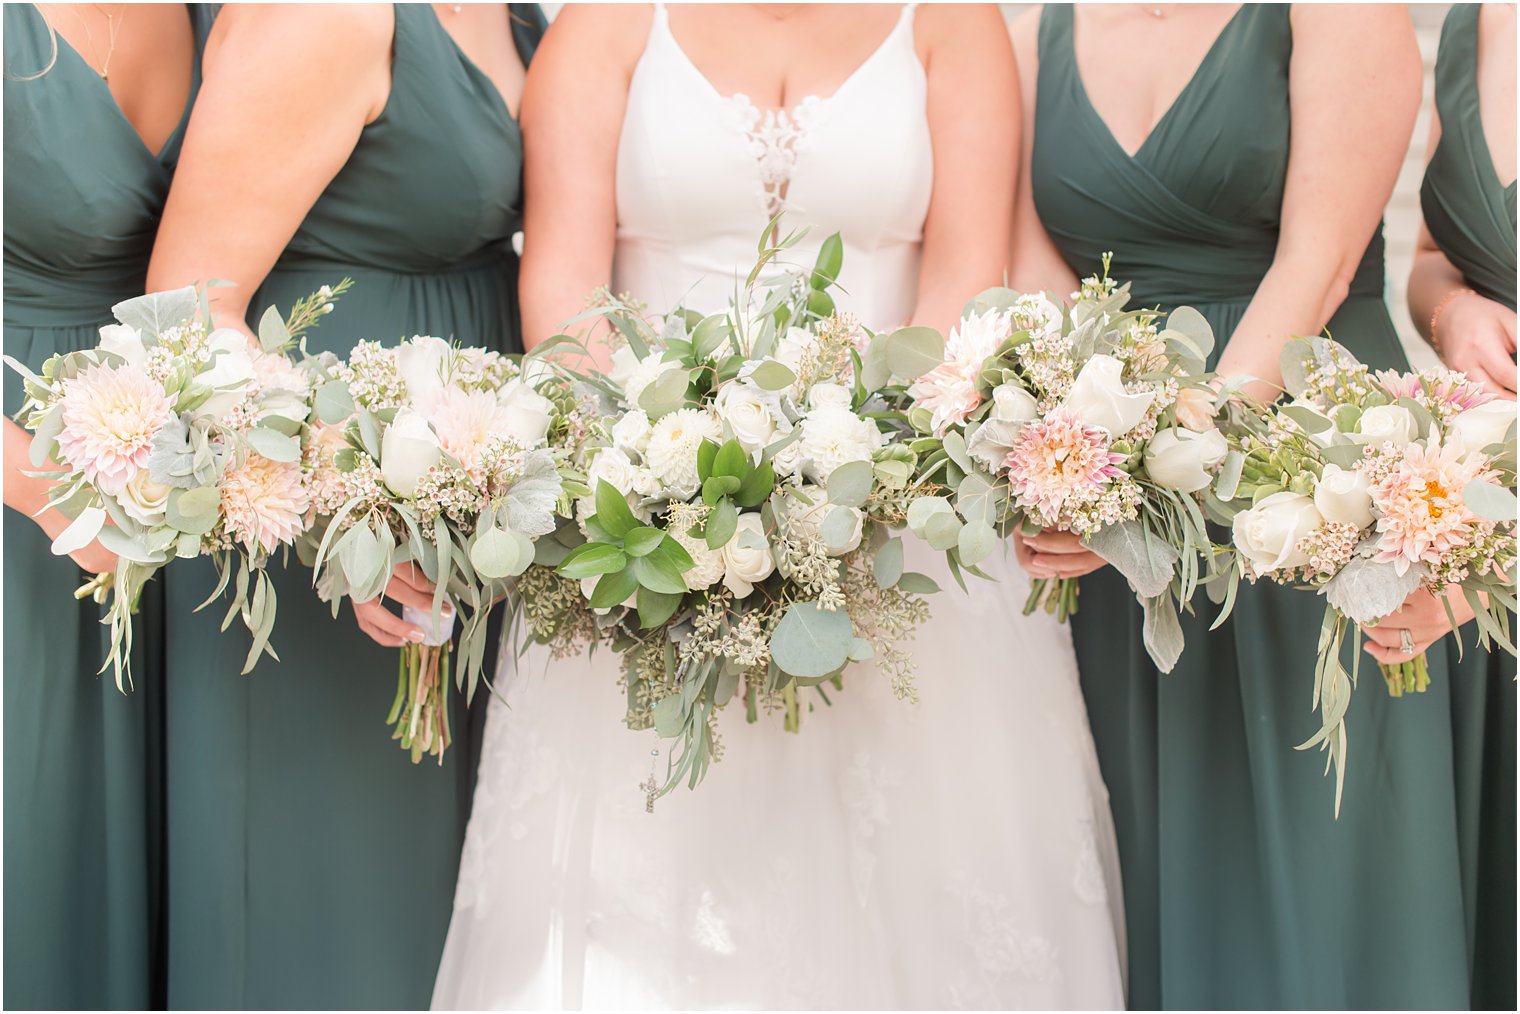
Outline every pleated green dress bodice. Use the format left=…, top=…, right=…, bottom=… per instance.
left=1417, top=7, right=1518, bottom=1009
left=161, top=5, right=545, bottom=1009
left=1033, top=4, right=1502, bottom=1008
left=2, top=5, right=207, bottom=1008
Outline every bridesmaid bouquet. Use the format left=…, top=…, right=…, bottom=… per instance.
left=522, top=233, right=946, bottom=790
left=298, top=334, right=594, bottom=762
left=1212, top=336, right=1517, bottom=806
left=5, top=284, right=341, bottom=687
left=886, top=256, right=1225, bottom=670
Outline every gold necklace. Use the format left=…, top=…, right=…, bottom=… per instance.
left=74, top=4, right=127, bottom=80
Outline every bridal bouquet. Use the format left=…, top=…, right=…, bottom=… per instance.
left=5, top=283, right=341, bottom=686
left=299, top=335, right=594, bottom=762
left=522, top=233, right=945, bottom=790
left=1213, top=336, right=1516, bottom=806
left=886, top=256, right=1225, bottom=670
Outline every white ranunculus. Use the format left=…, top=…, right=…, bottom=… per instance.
left=672, top=529, right=725, bottom=590
left=610, top=409, right=652, bottom=456
left=775, top=327, right=816, bottom=373
left=799, top=405, right=884, bottom=483
left=989, top=383, right=1039, bottom=423
left=395, top=335, right=452, bottom=406
left=645, top=408, right=722, bottom=497
left=379, top=408, right=442, bottom=498
left=1231, top=491, right=1323, bottom=576
left=1313, top=463, right=1375, bottom=529
left=624, top=355, right=682, bottom=408
left=720, top=513, right=776, bottom=598
left=497, top=379, right=554, bottom=446
left=608, top=343, right=641, bottom=388
left=1173, top=386, right=1218, bottom=433
left=1351, top=404, right=1418, bottom=447
left=192, top=329, right=258, bottom=419
left=98, top=323, right=148, bottom=367
left=715, top=382, right=779, bottom=455
left=585, top=446, right=642, bottom=497
left=808, top=383, right=853, bottom=412
left=119, top=470, right=172, bottom=526
left=1448, top=401, right=1516, bottom=454
left=786, top=485, right=864, bottom=556
left=770, top=437, right=805, bottom=478
left=1058, top=354, right=1156, bottom=437
left=1144, top=427, right=1228, bottom=492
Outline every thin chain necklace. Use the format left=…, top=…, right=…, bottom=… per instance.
left=1141, top=4, right=1166, bottom=17
left=77, top=4, right=128, bottom=81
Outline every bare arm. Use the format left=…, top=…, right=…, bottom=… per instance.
left=145, top=4, right=392, bottom=337
left=517, top=4, right=649, bottom=357
left=908, top=4, right=1020, bottom=332
left=4, top=418, right=116, bottom=571
left=1214, top=5, right=1421, bottom=399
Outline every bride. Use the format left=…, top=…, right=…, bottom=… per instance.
left=434, top=5, right=1125, bottom=1008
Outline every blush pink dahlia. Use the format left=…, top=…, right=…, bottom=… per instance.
left=221, top=453, right=309, bottom=555
left=1004, top=413, right=1124, bottom=522
left=907, top=308, right=1015, bottom=436
left=425, top=387, right=512, bottom=473
left=55, top=362, right=175, bottom=495
left=1371, top=438, right=1484, bottom=576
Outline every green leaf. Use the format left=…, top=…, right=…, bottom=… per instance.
left=314, top=381, right=355, bottom=425
left=692, top=314, right=730, bottom=360
left=29, top=403, right=63, bottom=468
left=770, top=601, right=855, bottom=678
left=638, top=366, right=691, bottom=419
left=821, top=504, right=860, bottom=551
left=942, top=430, right=972, bottom=473
left=735, top=459, right=775, bottom=508
left=1281, top=404, right=1332, bottom=434
left=957, top=520, right=996, bottom=565
left=883, top=325, right=945, bottom=380
left=924, top=511, right=963, bottom=551
left=1141, top=594, right=1185, bottom=672
left=593, top=479, right=640, bottom=539
left=588, top=567, right=639, bottom=610
left=1086, top=520, right=1179, bottom=600
left=697, top=439, right=719, bottom=483
left=806, top=289, right=836, bottom=318
left=826, top=459, right=875, bottom=508
left=1161, top=306, right=1215, bottom=361
left=623, top=526, right=665, bottom=557
left=749, top=360, right=797, bottom=391
left=713, top=439, right=747, bottom=478
left=896, top=571, right=941, bottom=595
left=811, top=232, right=843, bottom=289
left=257, top=305, right=293, bottom=354
left=906, top=495, right=952, bottom=531
left=245, top=425, right=300, bottom=462
left=166, top=486, right=221, bottom=535
left=652, top=694, right=686, bottom=737
left=705, top=498, right=738, bottom=549
left=557, top=540, right=628, bottom=578
left=655, top=533, right=695, bottom=572
left=632, top=552, right=688, bottom=594
left=468, top=524, right=523, bottom=580
left=637, top=586, right=683, bottom=629
left=859, top=336, right=890, bottom=392
left=873, top=538, right=904, bottom=588
left=50, top=505, right=106, bottom=557
left=111, top=287, right=198, bottom=333
left=1464, top=478, right=1518, bottom=522
left=702, top=475, right=741, bottom=504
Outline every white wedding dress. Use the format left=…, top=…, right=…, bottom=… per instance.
left=433, top=6, right=1126, bottom=1008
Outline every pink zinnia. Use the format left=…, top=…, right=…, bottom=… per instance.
left=55, top=362, right=175, bottom=495
left=1004, top=414, right=1123, bottom=521
left=1371, top=438, right=1484, bottom=575
left=221, top=453, right=309, bottom=555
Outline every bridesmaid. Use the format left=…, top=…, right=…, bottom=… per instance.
left=2, top=5, right=207, bottom=1007
left=1399, top=5, right=1517, bottom=1008
left=1006, top=4, right=1484, bottom=1008
left=144, top=3, right=544, bottom=1007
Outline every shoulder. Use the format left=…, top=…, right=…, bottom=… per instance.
left=1008, top=5, right=1044, bottom=77
left=915, top=3, right=1015, bottom=67
left=1288, top=3, right=1417, bottom=54
left=207, top=3, right=393, bottom=70
left=538, top=3, right=652, bottom=68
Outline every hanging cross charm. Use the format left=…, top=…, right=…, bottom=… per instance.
left=640, top=747, right=660, bottom=813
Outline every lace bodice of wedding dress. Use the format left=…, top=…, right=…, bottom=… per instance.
left=432, top=6, right=1127, bottom=1009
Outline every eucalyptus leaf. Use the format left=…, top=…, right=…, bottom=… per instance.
left=821, top=504, right=860, bottom=551
left=112, top=287, right=197, bottom=334
left=896, top=572, right=941, bottom=595
left=770, top=601, right=854, bottom=678
left=166, top=486, right=221, bottom=535
left=51, top=506, right=106, bottom=557
left=826, top=459, right=875, bottom=508
left=924, top=511, right=963, bottom=551
left=638, top=366, right=692, bottom=419
left=874, top=538, right=904, bottom=588
left=245, top=426, right=300, bottom=463
left=883, top=326, right=945, bottom=381
left=957, top=520, right=996, bottom=566
left=1163, top=305, right=1215, bottom=360
left=29, top=403, right=64, bottom=468
left=469, top=524, right=523, bottom=580
left=314, top=381, right=355, bottom=425
left=749, top=360, right=797, bottom=391
left=906, top=495, right=952, bottom=532
left=257, top=305, right=292, bottom=354
left=1463, top=478, right=1518, bottom=523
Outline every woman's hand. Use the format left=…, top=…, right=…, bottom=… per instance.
left=1013, top=530, right=1107, bottom=580
left=352, top=562, right=448, bottom=649
left=4, top=418, right=118, bottom=574
left=1435, top=293, right=1518, bottom=399
left=1361, top=587, right=1478, bottom=666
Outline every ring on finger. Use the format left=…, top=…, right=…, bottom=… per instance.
left=1399, top=629, right=1415, bottom=656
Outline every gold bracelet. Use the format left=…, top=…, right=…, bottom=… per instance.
left=1430, top=287, right=1477, bottom=359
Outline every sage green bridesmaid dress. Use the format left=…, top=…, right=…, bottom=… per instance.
left=1420, top=7, right=1518, bottom=1008
left=160, top=6, right=545, bottom=1008
left=3, top=6, right=207, bottom=1007
left=1033, top=5, right=1495, bottom=1007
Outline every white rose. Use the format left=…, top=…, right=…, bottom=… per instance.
left=1143, top=427, right=1228, bottom=492
left=1231, top=491, right=1324, bottom=576
left=98, top=323, right=148, bottom=367
left=808, top=383, right=853, bottom=412
left=672, top=528, right=725, bottom=590
left=379, top=408, right=442, bottom=498
left=497, top=379, right=554, bottom=446
left=1448, top=401, right=1516, bottom=454
left=720, top=513, right=776, bottom=598
left=645, top=408, right=722, bottom=497
left=1351, top=404, right=1418, bottom=447
left=624, top=355, right=682, bottom=408
left=1313, top=463, right=1375, bottom=529
left=715, top=382, right=778, bottom=455
left=610, top=410, right=652, bottom=456
left=770, top=437, right=805, bottom=479
left=775, top=327, right=816, bottom=373
left=1058, top=354, right=1156, bottom=437
left=989, top=384, right=1039, bottom=423
left=786, top=485, right=864, bottom=556
left=585, top=446, right=642, bottom=497
left=1173, top=386, right=1218, bottom=433
left=608, top=343, right=641, bottom=388
left=395, top=335, right=452, bottom=406
left=193, top=329, right=257, bottom=419
left=119, top=470, right=172, bottom=526
left=799, top=405, right=884, bottom=483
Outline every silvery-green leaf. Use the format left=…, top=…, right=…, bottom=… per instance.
left=469, top=524, right=523, bottom=580
left=314, top=380, right=355, bottom=425
left=112, top=287, right=198, bottom=334
left=955, top=472, right=1002, bottom=527
left=826, top=459, right=874, bottom=508
left=957, top=519, right=996, bottom=566
left=924, top=512, right=962, bottom=551
left=1163, top=306, right=1215, bottom=361
left=1319, top=442, right=1365, bottom=468
left=29, top=403, right=64, bottom=468
left=502, top=451, right=564, bottom=537
left=1323, top=555, right=1425, bottom=624
left=1278, top=339, right=1318, bottom=399
left=749, top=360, right=796, bottom=392
left=906, top=495, right=952, bottom=532
left=357, top=411, right=383, bottom=459
left=692, top=314, right=729, bottom=359
left=705, top=497, right=738, bottom=550
left=175, top=532, right=201, bottom=558
left=1214, top=449, right=1245, bottom=501
left=257, top=306, right=292, bottom=354
left=340, top=523, right=388, bottom=601
left=245, top=426, right=300, bottom=463
left=942, top=430, right=971, bottom=473
left=51, top=506, right=106, bottom=557
left=97, top=525, right=169, bottom=565
left=859, top=336, right=890, bottom=392
left=652, top=694, right=686, bottom=738
left=1281, top=404, right=1333, bottom=434
left=638, top=367, right=691, bottom=419
left=821, top=504, right=859, bottom=551
left=882, top=325, right=945, bottom=380
left=167, top=486, right=221, bottom=535
left=873, top=538, right=904, bottom=588
left=847, top=637, right=875, bottom=662
left=1463, top=478, right=1517, bottom=522
left=1141, top=594, right=1185, bottom=673
left=1086, top=520, right=1179, bottom=600
left=896, top=571, right=941, bottom=595
left=770, top=601, right=854, bottom=678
